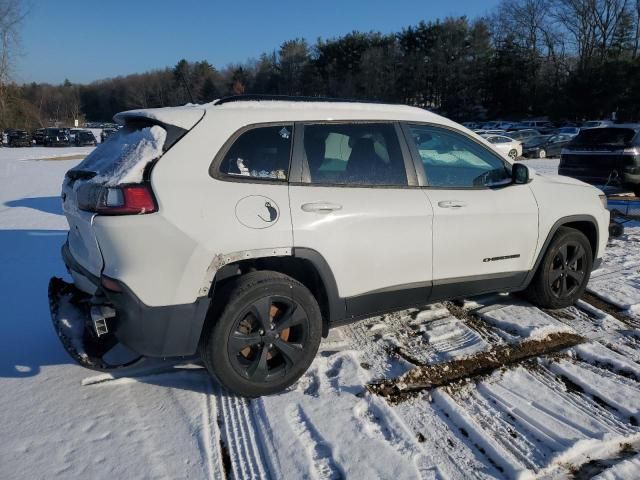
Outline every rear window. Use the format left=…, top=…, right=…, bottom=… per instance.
left=71, top=124, right=167, bottom=186
left=571, top=128, right=638, bottom=147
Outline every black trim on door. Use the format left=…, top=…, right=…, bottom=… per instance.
left=345, top=282, right=432, bottom=319
left=293, top=246, right=532, bottom=328
left=430, top=271, right=528, bottom=302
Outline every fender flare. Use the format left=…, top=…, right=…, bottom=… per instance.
left=521, top=214, right=599, bottom=288
left=291, top=247, right=346, bottom=325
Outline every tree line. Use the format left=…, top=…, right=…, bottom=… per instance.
left=2, top=0, right=640, bottom=130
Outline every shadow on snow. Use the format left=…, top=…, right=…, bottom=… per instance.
left=0, top=228, right=71, bottom=377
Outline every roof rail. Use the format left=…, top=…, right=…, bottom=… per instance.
left=214, top=94, right=402, bottom=106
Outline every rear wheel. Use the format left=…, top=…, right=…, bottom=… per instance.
left=522, top=227, right=592, bottom=309
left=200, top=271, right=322, bottom=397
left=508, top=149, right=518, bottom=160
left=538, top=149, right=546, bottom=159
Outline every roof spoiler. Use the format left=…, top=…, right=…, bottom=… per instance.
left=113, top=105, right=206, bottom=131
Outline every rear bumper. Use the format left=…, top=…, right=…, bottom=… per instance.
left=61, top=242, right=210, bottom=358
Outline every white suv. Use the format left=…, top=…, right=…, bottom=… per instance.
left=50, top=96, right=610, bottom=397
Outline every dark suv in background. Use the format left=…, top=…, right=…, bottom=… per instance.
left=74, top=130, right=97, bottom=146
left=6, top=129, right=32, bottom=147
left=43, top=128, right=70, bottom=146
left=559, top=125, right=640, bottom=195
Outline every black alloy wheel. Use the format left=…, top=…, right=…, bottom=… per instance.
left=228, top=295, right=308, bottom=383
left=548, top=241, right=587, bottom=299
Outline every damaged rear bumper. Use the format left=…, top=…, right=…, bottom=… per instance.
left=54, top=242, right=210, bottom=362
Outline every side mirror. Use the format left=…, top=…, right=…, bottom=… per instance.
left=512, top=163, right=530, bottom=184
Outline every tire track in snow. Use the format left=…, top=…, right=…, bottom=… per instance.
left=353, top=397, right=438, bottom=480
left=286, top=404, right=343, bottom=480
left=218, top=390, right=270, bottom=479
left=198, top=379, right=225, bottom=480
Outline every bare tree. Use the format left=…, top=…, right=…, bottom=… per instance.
left=592, top=0, right=630, bottom=58
left=553, top=0, right=632, bottom=66
left=0, top=0, right=25, bottom=126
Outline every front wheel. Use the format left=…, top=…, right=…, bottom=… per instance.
left=522, top=227, right=593, bottom=309
left=200, top=271, right=322, bottom=397
left=508, top=149, right=518, bottom=160
left=538, top=149, right=547, bottom=159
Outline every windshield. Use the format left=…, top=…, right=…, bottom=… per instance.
left=571, top=128, right=637, bottom=147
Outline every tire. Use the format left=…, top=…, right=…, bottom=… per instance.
left=508, top=149, right=517, bottom=160
left=200, top=271, right=322, bottom=397
left=538, top=149, right=546, bottom=159
left=522, top=227, right=593, bottom=309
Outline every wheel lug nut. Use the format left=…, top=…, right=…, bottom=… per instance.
left=268, top=343, right=273, bottom=348
left=259, top=329, right=264, bottom=335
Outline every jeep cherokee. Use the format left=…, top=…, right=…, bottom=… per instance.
left=49, top=96, right=610, bottom=397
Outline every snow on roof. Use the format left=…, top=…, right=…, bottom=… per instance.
left=114, top=104, right=206, bottom=130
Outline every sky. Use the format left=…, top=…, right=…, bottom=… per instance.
left=17, top=0, right=502, bottom=85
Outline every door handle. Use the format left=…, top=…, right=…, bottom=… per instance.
left=301, top=202, right=343, bottom=213
left=438, top=200, right=467, bottom=208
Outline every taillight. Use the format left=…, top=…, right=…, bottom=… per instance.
left=97, top=185, right=157, bottom=215
left=78, top=184, right=157, bottom=215
left=100, top=274, right=123, bottom=292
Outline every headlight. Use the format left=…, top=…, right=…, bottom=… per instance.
left=598, top=194, right=608, bottom=210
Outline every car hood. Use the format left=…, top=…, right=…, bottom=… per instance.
left=535, top=172, right=602, bottom=192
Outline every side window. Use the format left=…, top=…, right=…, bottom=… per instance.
left=408, top=124, right=511, bottom=188
left=219, top=125, right=293, bottom=181
left=302, top=123, right=407, bottom=186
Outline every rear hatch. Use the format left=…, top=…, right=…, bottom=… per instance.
left=560, top=127, right=639, bottom=183
left=62, top=106, right=205, bottom=276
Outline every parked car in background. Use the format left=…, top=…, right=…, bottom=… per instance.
left=506, top=129, right=541, bottom=142
left=473, top=129, right=506, bottom=136
left=555, top=127, right=580, bottom=137
left=481, top=134, right=522, bottom=159
left=100, top=128, right=117, bottom=142
left=32, top=128, right=46, bottom=145
left=74, top=130, right=97, bottom=146
left=69, top=128, right=82, bottom=143
left=559, top=125, right=640, bottom=195
left=520, top=121, right=556, bottom=134
left=462, top=121, right=481, bottom=130
left=522, top=134, right=573, bottom=158
left=43, top=128, right=70, bottom=146
left=582, top=120, right=613, bottom=129
left=7, top=129, right=33, bottom=147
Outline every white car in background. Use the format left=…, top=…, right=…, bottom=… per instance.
left=482, top=134, right=523, bottom=159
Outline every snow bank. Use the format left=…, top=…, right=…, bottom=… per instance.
left=74, top=125, right=166, bottom=186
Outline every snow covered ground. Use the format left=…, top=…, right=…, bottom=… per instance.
left=1, top=151, right=639, bottom=479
